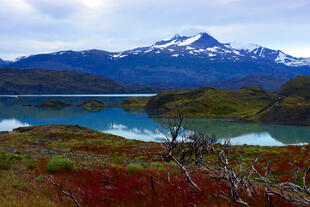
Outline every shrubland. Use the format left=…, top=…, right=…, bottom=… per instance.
left=0, top=124, right=308, bottom=206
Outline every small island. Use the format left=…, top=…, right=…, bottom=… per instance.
left=35, top=99, right=70, bottom=108
left=78, top=100, right=105, bottom=108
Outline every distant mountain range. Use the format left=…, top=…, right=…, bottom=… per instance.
left=206, top=74, right=288, bottom=91
left=0, top=68, right=157, bottom=94
left=1, top=32, right=310, bottom=87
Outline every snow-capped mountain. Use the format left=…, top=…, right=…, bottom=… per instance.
left=112, top=32, right=310, bottom=67
left=3, top=32, right=310, bottom=86
left=0, top=58, right=6, bottom=65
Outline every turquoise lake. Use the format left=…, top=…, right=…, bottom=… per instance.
left=0, top=95, right=309, bottom=146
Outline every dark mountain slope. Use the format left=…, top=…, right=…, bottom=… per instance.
left=0, top=58, right=7, bottom=66
left=206, top=74, right=288, bottom=91
left=0, top=68, right=156, bottom=94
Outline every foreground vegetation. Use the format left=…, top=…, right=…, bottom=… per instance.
left=0, top=124, right=309, bottom=206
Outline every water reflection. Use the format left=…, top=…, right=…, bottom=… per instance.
left=219, top=132, right=285, bottom=146
left=102, top=123, right=165, bottom=142
left=0, top=96, right=309, bottom=146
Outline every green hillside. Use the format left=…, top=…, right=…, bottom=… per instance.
left=278, top=75, right=310, bottom=98
left=146, top=86, right=277, bottom=118
left=145, top=76, right=310, bottom=125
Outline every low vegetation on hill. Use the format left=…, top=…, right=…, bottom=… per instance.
left=145, top=76, right=310, bottom=126
left=0, top=125, right=308, bottom=206
left=279, top=75, right=310, bottom=98
left=146, top=86, right=277, bottom=118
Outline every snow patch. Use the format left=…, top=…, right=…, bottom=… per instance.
left=144, top=48, right=153, bottom=53
left=113, top=53, right=122, bottom=58
left=233, top=50, right=241, bottom=55
left=206, top=46, right=219, bottom=52
left=228, top=42, right=260, bottom=52
left=154, top=40, right=177, bottom=48
left=178, top=34, right=201, bottom=46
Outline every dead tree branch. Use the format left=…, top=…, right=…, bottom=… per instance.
left=45, top=176, right=82, bottom=207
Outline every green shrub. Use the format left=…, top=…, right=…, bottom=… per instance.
left=125, top=163, right=144, bottom=172
left=0, top=151, right=19, bottom=170
left=150, top=161, right=163, bottom=170
left=46, top=156, right=72, bottom=173
left=24, top=159, right=38, bottom=170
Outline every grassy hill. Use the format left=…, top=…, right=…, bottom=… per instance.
left=145, top=76, right=310, bottom=125
left=146, top=86, right=277, bottom=118
left=278, top=75, right=310, bottom=98
left=0, top=68, right=156, bottom=94
left=251, top=96, right=310, bottom=125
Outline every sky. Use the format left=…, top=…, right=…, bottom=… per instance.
left=0, top=0, right=310, bottom=60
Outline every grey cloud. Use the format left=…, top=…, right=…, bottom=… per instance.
left=0, top=0, right=309, bottom=60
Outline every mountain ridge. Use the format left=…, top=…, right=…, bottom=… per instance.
left=2, top=32, right=310, bottom=86
left=0, top=68, right=157, bottom=94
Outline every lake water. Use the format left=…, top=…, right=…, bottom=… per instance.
left=0, top=95, right=309, bottom=146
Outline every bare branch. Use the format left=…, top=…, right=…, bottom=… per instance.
left=45, top=176, right=82, bottom=207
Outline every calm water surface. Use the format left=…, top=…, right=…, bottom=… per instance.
left=0, top=95, right=309, bottom=146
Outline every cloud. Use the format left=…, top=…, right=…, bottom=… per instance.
left=0, top=0, right=309, bottom=60
left=25, top=0, right=82, bottom=18
left=0, top=119, right=30, bottom=131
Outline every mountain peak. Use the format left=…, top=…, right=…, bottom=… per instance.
left=189, top=32, right=221, bottom=48
left=172, top=33, right=181, bottom=39
left=153, top=32, right=221, bottom=48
